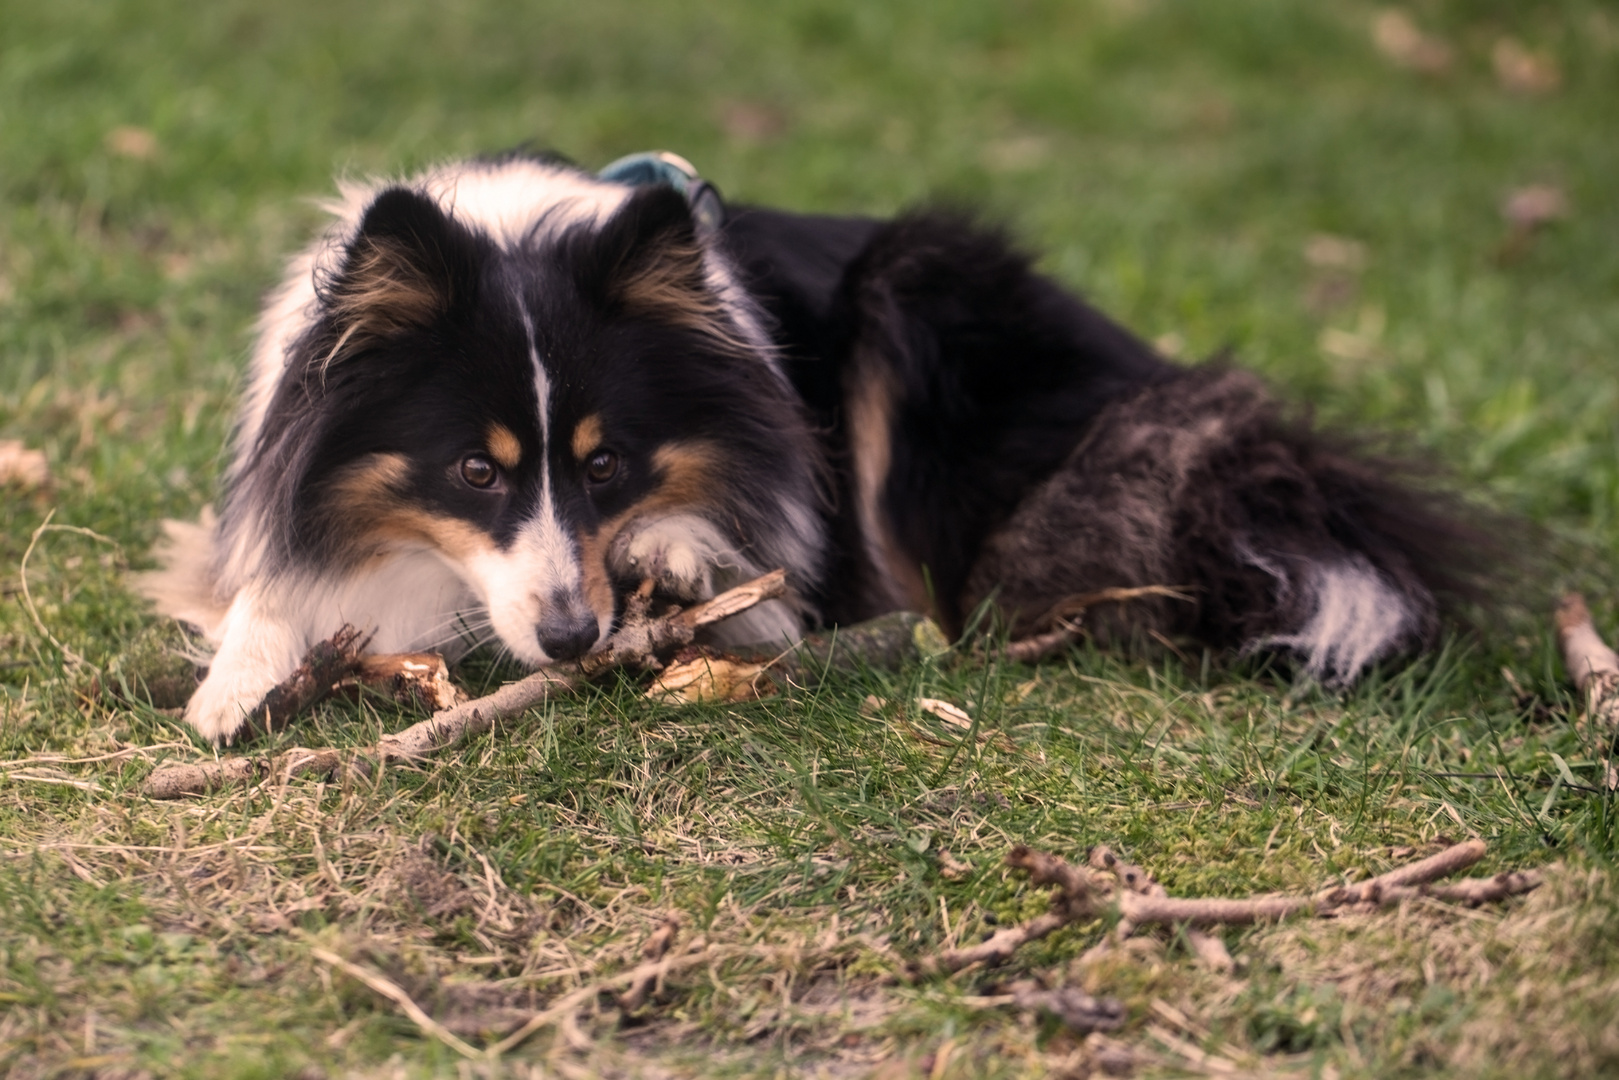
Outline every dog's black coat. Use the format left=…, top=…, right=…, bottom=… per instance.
left=721, top=205, right=1469, bottom=662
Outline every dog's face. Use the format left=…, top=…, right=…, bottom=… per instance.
left=239, top=178, right=821, bottom=663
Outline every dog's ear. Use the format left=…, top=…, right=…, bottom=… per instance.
left=321, top=187, right=479, bottom=350
left=587, top=186, right=740, bottom=347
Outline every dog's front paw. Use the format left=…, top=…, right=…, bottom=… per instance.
left=614, top=514, right=737, bottom=601
left=182, top=664, right=280, bottom=744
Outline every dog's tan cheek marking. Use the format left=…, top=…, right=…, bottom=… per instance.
left=648, top=442, right=720, bottom=508
left=589, top=440, right=721, bottom=576
left=846, top=353, right=930, bottom=615
left=486, top=423, right=523, bottom=470
left=572, top=414, right=603, bottom=461
left=327, top=453, right=496, bottom=564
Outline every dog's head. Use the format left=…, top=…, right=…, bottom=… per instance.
left=225, top=160, right=823, bottom=662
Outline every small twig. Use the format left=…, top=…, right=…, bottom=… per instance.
left=310, top=946, right=482, bottom=1061
left=1004, top=585, right=1194, bottom=663
left=910, top=846, right=1098, bottom=976
left=1090, top=845, right=1232, bottom=972
left=616, top=912, right=683, bottom=1012
left=916, top=839, right=1536, bottom=978
left=142, top=571, right=790, bottom=798
left=1556, top=593, right=1619, bottom=752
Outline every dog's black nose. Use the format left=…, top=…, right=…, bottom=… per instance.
left=537, top=612, right=600, bottom=662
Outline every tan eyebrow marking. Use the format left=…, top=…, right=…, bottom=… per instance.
left=486, top=423, right=522, bottom=470
left=572, top=414, right=604, bottom=461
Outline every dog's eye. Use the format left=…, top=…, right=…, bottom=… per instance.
left=460, top=454, right=499, bottom=489
left=585, top=450, right=620, bottom=485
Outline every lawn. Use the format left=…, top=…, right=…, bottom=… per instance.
left=3, top=0, right=1618, bottom=1076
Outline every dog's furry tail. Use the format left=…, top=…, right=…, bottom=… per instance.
left=132, top=509, right=230, bottom=643
left=965, top=366, right=1492, bottom=682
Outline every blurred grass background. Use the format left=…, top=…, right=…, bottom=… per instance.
left=2, top=1, right=1618, bottom=1077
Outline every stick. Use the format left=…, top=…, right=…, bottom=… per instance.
left=1557, top=593, right=1619, bottom=726
left=143, top=571, right=789, bottom=798
left=1090, top=846, right=1232, bottom=972
left=916, top=840, right=1536, bottom=977
left=910, top=846, right=1098, bottom=976
left=580, top=569, right=789, bottom=677
left=1004, top=585, right=1194, bottom=663
left=310, top=947, right=482, bottom=1060
left=616, top=913, right=682, bottom=1012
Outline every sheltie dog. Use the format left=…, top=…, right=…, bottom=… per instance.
left=142, top=151, right=1473, bottom=743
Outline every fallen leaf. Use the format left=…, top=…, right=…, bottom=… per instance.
left=648, top=653, right=775, bottom=703
left=105, top=126, right=158, bottom=160
left=1501, top=184, right=1568, bottom=230
left=1372, top=9, right=1452, bottom=74
left=719, top=101, right=787, bottom=143
left=0, top=440, right=50, bottom=490
left=1493, top=37, right=1561, bottom=95
left=917, top=697, right=972, bottom=729
left=1304, top=234, right=1368, bottom=272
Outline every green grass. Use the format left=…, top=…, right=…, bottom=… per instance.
left=3, top=0, right=1618, bottom=1076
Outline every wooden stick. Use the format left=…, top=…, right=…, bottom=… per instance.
left=1557, top=593, right=1619, bottom=724
left=616, top=913, right=682, bottom=1012
left=310, top=946, right=482, bottom=1060
left=142, top=571, right=792, bottom=798
left=916, top=840, right=1536, bottom=977
left=1091, top=845, right=1232, bottom=972
left=1004, top=585, right=1194, bottom=663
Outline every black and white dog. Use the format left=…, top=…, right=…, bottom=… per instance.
left=142, top=151, right=1471, bottom=742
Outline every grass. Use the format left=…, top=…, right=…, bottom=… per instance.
left=3, top=0, right=1618, bottom=1075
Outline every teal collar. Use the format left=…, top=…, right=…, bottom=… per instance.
left=597, top=151, right=725, bottom=236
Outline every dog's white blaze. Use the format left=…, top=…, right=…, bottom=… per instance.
left=517, top=293, right=551, bottom=453
left=463, top=508, right=593, bottom=666
left=1260, top=558, right=1416, bottom=682
left=447, top=289, right=604, bottom=665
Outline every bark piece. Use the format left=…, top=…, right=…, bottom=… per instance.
left=350, top=652, right=466, bottom=711
left=246, top=625, right=369, bottom=736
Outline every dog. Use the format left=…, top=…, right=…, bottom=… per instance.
left=141, top=150, right=1474, bottom=743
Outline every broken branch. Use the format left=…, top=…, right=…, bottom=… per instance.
left=247, top=625, right=369, bottom=735
left=1004, top=585, right=1194, bottom=663
left=1557, top=592, right=1619, bottom=728
left=915, top=839, right=1538, bottom=978
left=144, top=570, right=930, bottom=799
